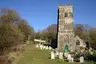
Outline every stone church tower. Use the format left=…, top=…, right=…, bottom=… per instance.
left=57, top=5, right=75, bottom=51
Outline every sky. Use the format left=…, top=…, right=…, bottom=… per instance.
left=0, top=0, right=96, bottom=32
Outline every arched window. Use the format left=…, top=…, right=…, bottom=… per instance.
left=76, top=40, right=80, bottom=45
left=65, top=12, right=68, bottom=17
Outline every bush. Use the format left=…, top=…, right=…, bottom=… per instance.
left=0, top=23, right=24, bottom=55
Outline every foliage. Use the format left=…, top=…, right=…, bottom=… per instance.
left=0, top=8, right=34, bottom=55
left=89, top=29, right=96, bottom=49
left=35, top=24, right=57, bottom=42
left=36, top=24, right=96, bottom=49
left=74, top=24, right=96, bottom=49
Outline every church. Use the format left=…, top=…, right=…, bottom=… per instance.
left=57, top=5, right=86, bottom=51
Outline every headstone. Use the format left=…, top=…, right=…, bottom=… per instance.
left=49, top=46, right=52, bottom=50
left=71, top=57, right=74, bottom=62
left=59, top=52, right=63, bottom=60
left=45, top=46, right=48, bottom=50
left=40, top=44, right=43, bottom=50
left=80, top=56, right=84, bottom=63
left=43, top=46, right=46, bottom=49
left=42, top=45, right=44, bottom=49
left=64, top=52, right=69, bottom=58
left=67, top=54, right=72, bottom=62
left=56, top=51, right=59, bottom=56
left=90, top=51, right=93, bottom=55
left=36, top=44, right=39, bottom=48
left=51, top=51, right=55, bottom=59
left=55, top=51, right=59, bottom=58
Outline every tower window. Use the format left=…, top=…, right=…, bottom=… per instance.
left=65, top=12, right=68, bottom=17
left=76, top=40, right=80, bottom=45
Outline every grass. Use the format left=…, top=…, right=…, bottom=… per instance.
left=16, top=42, right=96, bottom=64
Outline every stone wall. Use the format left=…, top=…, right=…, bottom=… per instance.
left=57, top=5, right=75, bottom=51
left=57, top=5, right=86, bottom=51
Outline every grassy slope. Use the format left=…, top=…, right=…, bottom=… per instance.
left=17, top=43, right=95, bottom=64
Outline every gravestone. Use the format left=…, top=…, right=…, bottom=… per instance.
left=56, top=51, right=59, bottom=56
left=43, top=46, right=46, bottom=49
left=42, top=45, right=44, bottom=49
left=55, top=51, right=59, bottom=58
left=80, top=56, right=84, bottom=63
left=51, top=51, right=55, bottom=59
left=36, top=44, right=39, bottom=48
left=49, top=46, right=52, bottom=50
left=64, top=52, right=69, bottom=58
left=40, top=44, right=43, bottom=50
left=71, top=57, right=74, bottom=62
left=67, top=54, right=72, bottom=62
left=59, top=52, right=63, bottom=60
left=45, top=46, right=48, bottom=50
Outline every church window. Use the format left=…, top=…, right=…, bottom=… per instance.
left=65, top=12, right=68, bottom=17
left=76, top=40, right=80, bottom=45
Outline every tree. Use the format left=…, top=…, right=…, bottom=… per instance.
left=89, top=29, right=96, bottom=49
left=0, top=8, right=20, bottom=24
left=35, top=24, right=57, bottom=45
left=0, top=8, right=34, bottom=55
left=74, top=24, right=85, bottom=39
left=0, top=23, right=24, bottom=54
left=18, top=19, right=34, bottom=41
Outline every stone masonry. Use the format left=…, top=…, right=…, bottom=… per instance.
left=57, top=5, right=75, bottom=51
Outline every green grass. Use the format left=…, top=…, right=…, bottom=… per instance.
left=17, top=43, right=96, bottom=64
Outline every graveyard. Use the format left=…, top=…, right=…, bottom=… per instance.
left=13, top=41, right=96, bottom=64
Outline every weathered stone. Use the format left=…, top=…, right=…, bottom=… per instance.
left=67, top=54, right=72, bottom=62
left=48, top=46, right=52, bottom=50
left=71, top=57, right=74, bottom=62
left=57, top=5, right=85, bottom=51
left=40, top=44, right=43, bottom=50
left=45, top=46, right=48, bottom=50
left=55, top=51, right=59, bottom=58
left=36, top=44, right=39, bottom=48
left=43, top=46, right=46, bottom=49
left=64, top=52, right=69, bottom=58
left=51, top=51, right=55, bottom=59
left=57, top=5, right=74, bottom=51
left=80, top=56, right=84, bottom=63
left=59, top=52, right=63, bottom=60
